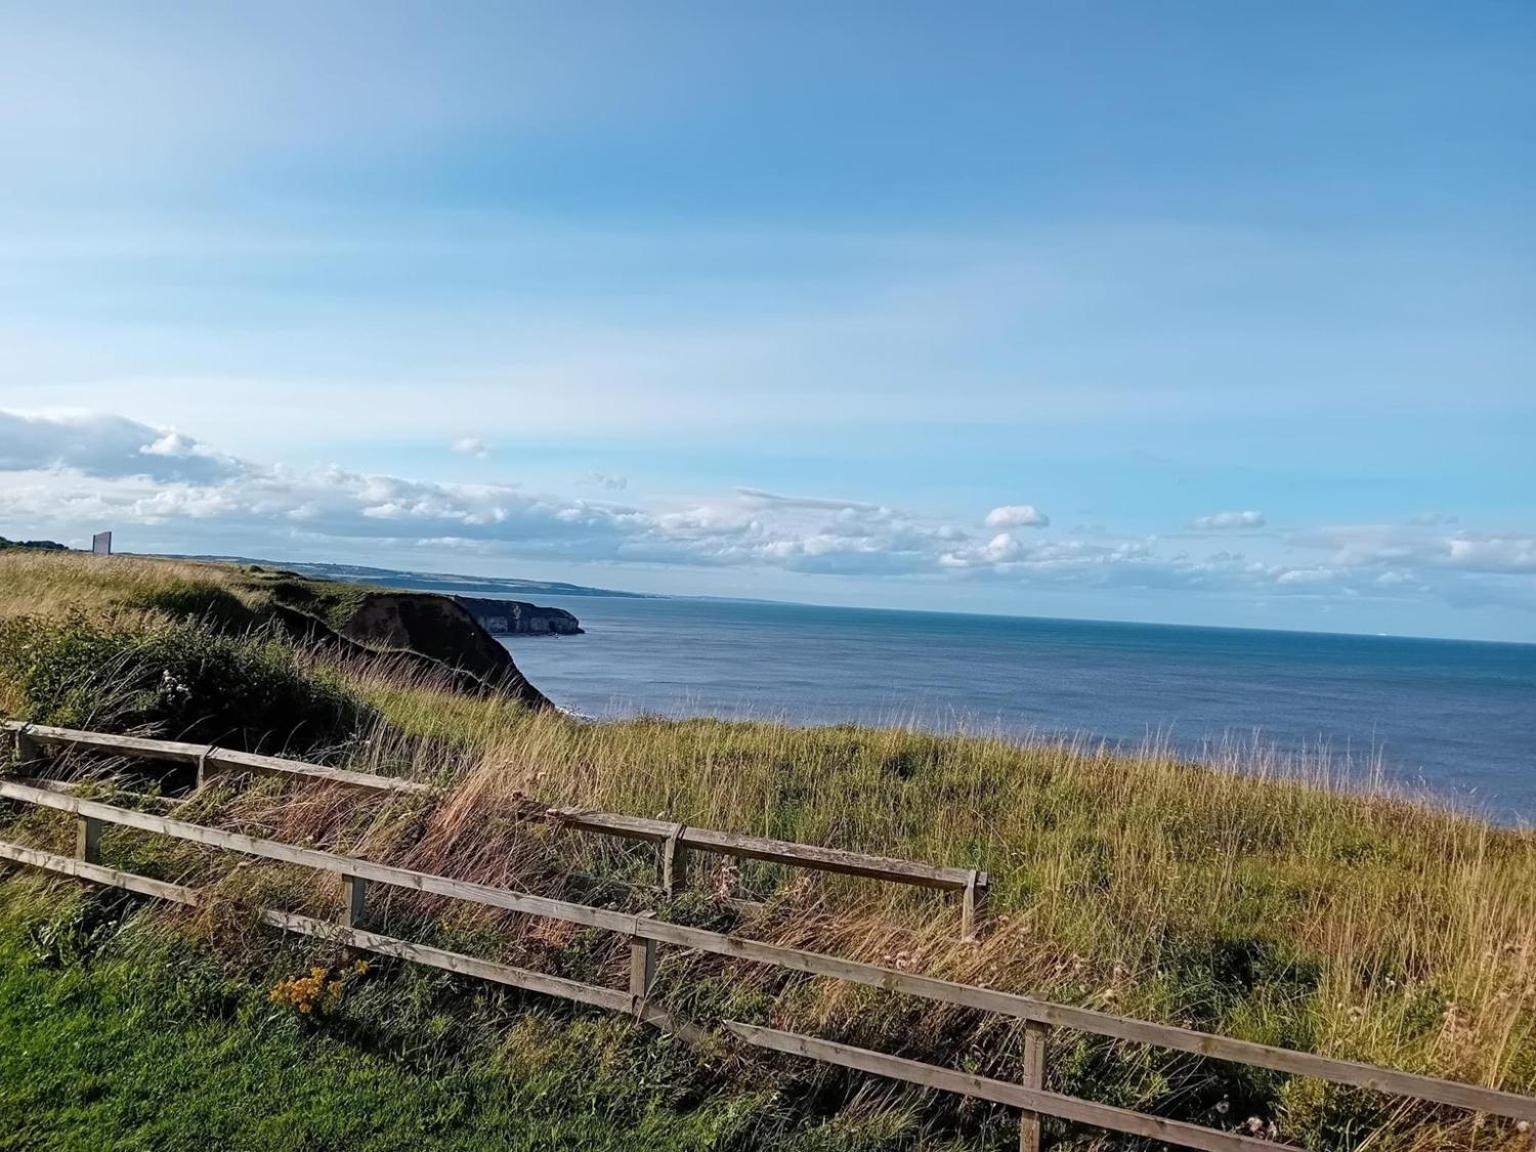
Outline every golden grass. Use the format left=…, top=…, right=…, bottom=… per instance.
left=0, top=551, right=260, bottom=622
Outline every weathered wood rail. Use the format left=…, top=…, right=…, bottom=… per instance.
left=728, top=1022, right=1282, bottom=1152
left=546, top=805, right=988, bottom=936
left=1, top=765, right=1532, bottom=1150
left=2, top=721, right=988, bottom=937
left=0, top=839, right=697, bottom=1041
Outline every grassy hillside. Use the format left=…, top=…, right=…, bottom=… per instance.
left=0, top=549, right=548, bottom=709
left=1, top=551, right=1533, bottom=1150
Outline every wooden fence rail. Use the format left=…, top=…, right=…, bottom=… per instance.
left=2, top=720, right=986, bottom=937
left=726, top=1022, right=1290, bottom=1152
left=0, top=774, right=1532, bottom=1150
left=0, top=839, right=695, bottom=1040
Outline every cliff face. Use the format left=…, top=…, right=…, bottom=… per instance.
left=452, top=596, right=583, bottom=637
left=251, top=574, right=554, bottom=709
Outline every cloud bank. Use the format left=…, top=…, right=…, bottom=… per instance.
left=1, top=411, right=1532, bottom=624
left=0, top=410, right=239, bottom=484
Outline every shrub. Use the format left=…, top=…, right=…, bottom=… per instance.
left=0, top=614, right=372, bottom=753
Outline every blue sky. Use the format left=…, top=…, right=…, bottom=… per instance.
left=1, top=2, right=1533, bottom=640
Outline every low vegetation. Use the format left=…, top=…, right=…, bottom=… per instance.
left=0, top=614, right=369, bottom=752
left=0, top=536, right=67, bottom=552
left=0, top=550, right=1532, bottom=1149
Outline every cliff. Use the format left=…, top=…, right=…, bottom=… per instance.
left=244, top=571, right=555, bottom=709
left=452, top=596, right=583, bottom=637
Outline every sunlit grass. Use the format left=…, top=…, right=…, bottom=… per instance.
left=0, top=551, right=261, bottom=622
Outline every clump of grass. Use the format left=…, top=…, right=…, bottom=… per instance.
left=0, top=550, right=547, bottom=706
left=248, top=573, right=374, bottom=634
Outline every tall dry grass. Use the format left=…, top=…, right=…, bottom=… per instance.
left=358, top=666, right=1536, bottom=1145
left=0, top=551, right=259, bottom=622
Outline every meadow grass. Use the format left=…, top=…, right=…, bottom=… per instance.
left=1, top=551, right=1533, bottom=1149
left=0, top=551, right=260, bottom=622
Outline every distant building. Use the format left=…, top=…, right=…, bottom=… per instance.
left=91, top=531, right=112, bottom=555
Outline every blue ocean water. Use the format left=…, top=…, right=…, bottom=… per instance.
left=502, top=596, right=1536, bottom=824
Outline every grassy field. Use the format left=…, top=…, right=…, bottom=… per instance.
left=0, top=880, right=775, bottom=1152
left=1, top=550, right=1533, bottom=1149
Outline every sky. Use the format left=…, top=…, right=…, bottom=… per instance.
left=1, top=2, right=1533, bottom=641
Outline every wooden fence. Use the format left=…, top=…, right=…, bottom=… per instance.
left=3, top=724, right=1535, bottom=1150
left=2, top=721, right=987, bottom=938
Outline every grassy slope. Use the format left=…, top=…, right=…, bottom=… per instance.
left=1, top=551, right=1534, bottom=1150
left=0, top=549, right=502, bottom=677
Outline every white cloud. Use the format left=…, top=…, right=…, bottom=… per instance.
left=983, top=532, right=1023, bottom=562
left=984, top=504, right=1050, bottom=529
left=1276, top=566, right=1335, bottom=586
left=585, top=471, right=628, bottom=491
left=1446, top=535, right=1536, bottom=575
left=141, top=430, right=201, bottom=457
left=0, top=412, right=964, bottom=575
left=450, top=437, right=490, bottom=457
left=1191, top=510, right=1266, bottom=530
left=738, top=488, right=884, bottom=513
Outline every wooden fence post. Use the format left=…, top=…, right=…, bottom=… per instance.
left=629, top=911, right=658, bottom=1014
left=195, top=745, right=219, bottom=789
left=75, top=815, right=103, bottom=864
left=341, top=875, right=367, bottom=929
left=1019, top=1019, right=1050, bottom=1151
left=660, top=824, right=687, bottom=898
left=12, top=725, right=41, bottom=771
left=961, top=870, right=988, bottom=941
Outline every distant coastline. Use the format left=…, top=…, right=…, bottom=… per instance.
left=172, top=555, right=660, bottom=601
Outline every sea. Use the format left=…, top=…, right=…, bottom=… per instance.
left=500, top=596, right=1536, bottom=825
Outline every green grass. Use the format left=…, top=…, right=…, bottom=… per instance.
left=0, top=881, right=817, bottom=1152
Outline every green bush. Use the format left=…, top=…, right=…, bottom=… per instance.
left=0, top=614, right=371, bottom=753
